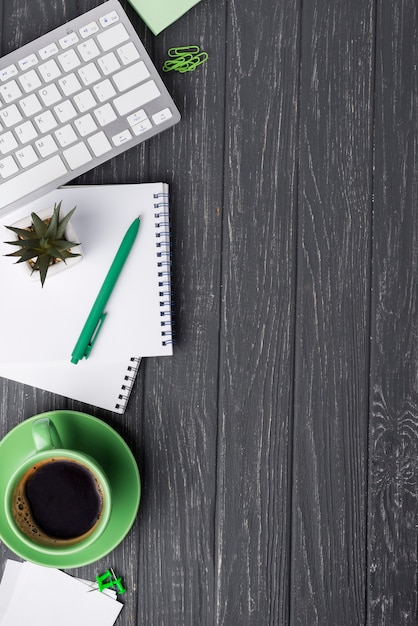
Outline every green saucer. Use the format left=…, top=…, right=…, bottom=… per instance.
left=0, top=411, right=140, bottom=568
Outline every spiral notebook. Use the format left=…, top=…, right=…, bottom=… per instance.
left=0, top=183, right=173, bottom=413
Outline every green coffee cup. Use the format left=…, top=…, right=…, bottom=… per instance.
left=4, top=417, right=111, bottom=557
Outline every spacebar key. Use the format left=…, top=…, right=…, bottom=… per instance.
left=0, top=156, right=68, bottom=210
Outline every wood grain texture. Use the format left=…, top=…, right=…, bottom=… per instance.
left=368, top=1, right=418, bottom=624
left=0, top=0, right=417, bottom=624
left=291, top=1, right=374, bottom=623
left=123, top=1, right=226, bottom=623
left=215, top=1, right=300, bottom=623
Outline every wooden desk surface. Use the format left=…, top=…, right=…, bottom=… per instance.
left=0, top=0, right=416, bottom=624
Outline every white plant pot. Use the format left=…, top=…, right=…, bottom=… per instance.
left=8, top=207, right=83, bottom=282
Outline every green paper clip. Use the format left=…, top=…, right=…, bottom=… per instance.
left=168, top=45, right=201, bottom=57
left=163, top=47, right=208, bottom=73
left=179, top=52, right=208, bottom=72
left=162, top=54, right=194, bottom=72
left=162, top=60, right=184, bottom=72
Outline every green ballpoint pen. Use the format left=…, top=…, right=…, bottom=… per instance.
left=71, top=216, right=141, bottom=364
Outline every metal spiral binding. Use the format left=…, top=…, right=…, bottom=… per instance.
left=154, top=193, right=174, bottom=346
left=114, top=191, right=174, bottom=411
left=115, top=357, right=141, bottom=410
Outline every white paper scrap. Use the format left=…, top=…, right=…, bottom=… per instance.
left=0, top=560, right=123, bottom=626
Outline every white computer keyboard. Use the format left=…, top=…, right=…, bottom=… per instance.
left=0, top=0, right=180, bottom=216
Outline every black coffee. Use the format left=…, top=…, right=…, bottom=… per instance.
left=12, top=458, right=104, bottom=547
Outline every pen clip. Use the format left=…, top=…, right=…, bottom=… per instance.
left=84, top=313, right=107, bottom=359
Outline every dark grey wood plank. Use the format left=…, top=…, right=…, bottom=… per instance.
left=125, top=3, right=227, bottom=624
left=216, top=1, right=300, bottom=623
left=368, top=1, right=418, bottom=624
left=291, top=1, right=374, bottom=623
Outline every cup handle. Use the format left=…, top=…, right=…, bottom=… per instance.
left=32, top=418, right=63, bottom=452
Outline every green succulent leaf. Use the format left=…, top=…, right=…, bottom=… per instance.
left=8, top=249, right=39, bottom=263
left=47, top=247, right=66, bottom=261
left=44, top=202, right=61, bottom=239
left=62, top=250, right=81, bottom=259
left=51, top=239, right=79, bottom=251
left=4, top=249, right=25, bottom=257
left=31, top=212, right=48, bottom=237
left=56, top=206, right=77, bottom=239
left=5, top=238, right=43, bottom=250
left=37, top=255, right=50, bottom=287
left=5, top=225, right=36, bottom=240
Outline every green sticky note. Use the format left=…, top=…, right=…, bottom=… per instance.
left=127, top=0, right=202, bottom=35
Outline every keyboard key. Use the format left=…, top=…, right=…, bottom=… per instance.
left=39, top=43, right=59, bottom=60
left=73, top=89, right=96, bottom=112
left=94, top=103, right=117, bottom=126
left=127, top=109, right=147, bottom=126
left=54, top=100, right=77, bottom=123
left=39, top=84, right=62, bottom=106
left=152, top=108, right=173, bottom=125
left=0, top=155, right=19, bottom=178
left=0, top=104, right=23, bottom=127
left=15, top=120, right=38, bottom=144
left=19, top=54, right=38, bottom=71
left=112, top=129, right=132, bottom=146
left=74, top=113, right=97, bottom=137
left=59, top=72, right=82, bottom=96
left=55, top=124, right=78, bottom=147
left=35, top=134, right=58, bottom=157
left=63, top=141, right=92, bottom=169
left=113, top=81, right=160, bottom=116
left=0, top=131, right=18, bottom=154
left=19, top=93, right=43, bottom=116
left=34, top=110, right=58, bottom=133
left=117, top=42, right=140, bottom=65
left=19, top=69, right=42, bottom=93
left=97, top=52, right=120, bottom=75
left=97, top=23, right=129, bottom=52
left=78, top=39, right=100, bottom=62
left=0, top=80, right=22, bottom=103
left=78, top=63, right=101, bottom=86
left=0, top=155, right=67, bottom=209
left=15, top=145, right=38, bottom=167
left=38, top=59, right=61, bottom=82
left=93, top=79, right=116, bottom=102
left=58, top=49, right=81, bottom=72
left=79, top=21, right=99, bottom=38
left=99, top=11, right=120, bottom=27
left=59, top=31, right=79, bottom=49
left=0, top=64, right=18, bottom=81
left=113, top=61, right=149, bottom=92
left=131, top=118, right=152, bottom=136
left=87, top=131, right=112, bottom=156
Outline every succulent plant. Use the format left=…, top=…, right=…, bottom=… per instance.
left=4, top=201, right=81, bottom=287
